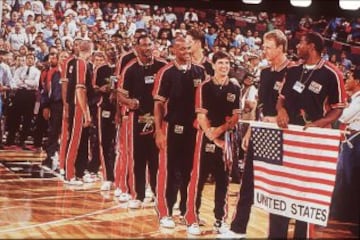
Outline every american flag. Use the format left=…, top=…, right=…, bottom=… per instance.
left=250, top=122, right=341, bottom=226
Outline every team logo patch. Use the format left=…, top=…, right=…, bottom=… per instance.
left=308, top=81, right=322, bottom=94
left=69, top=65, right=73, bottom=74
left=193, top=78, right=202, bottom=87
left=227, top=93, right=236, bottom=103
left=205, top=143, right=216, bottom=153
left=273, top=81, right=282, bottom=91
left=144, top=75, right=154, bottom=84
left=174, top=124, right=184, bottom=134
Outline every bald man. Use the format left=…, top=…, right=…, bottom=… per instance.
left=153, top=36, right=206, bottom=228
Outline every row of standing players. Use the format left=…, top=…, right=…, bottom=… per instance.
left=54, top=28, right=347, bottom=239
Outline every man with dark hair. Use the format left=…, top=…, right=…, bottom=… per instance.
left=331, top=67, right=360, bottom=235
left=185, top=51, right=240, bottom=235
left=0, top=50, right=12, bottom=149
left=113, top=28, right=148, bottom=200
left=153, top=36, right=206, bottom=228
left=90, top=43, right=118, bottom=191
left=118, top=35, right=167, bottom=208
left=7, top=53, right=40, bottom=150
left=40, top=48, right=62, bottom=168
left=274, top=31, right=346, bottom=238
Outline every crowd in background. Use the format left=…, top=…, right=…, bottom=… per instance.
left=0, top=1, right=359, bottom=80
left=0, top=0, right=359, bottom=237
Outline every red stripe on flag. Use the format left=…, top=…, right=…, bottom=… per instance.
left=255, top=175, right=332, bottom=197
left=255, top=185, right=329, bottom=206
left=254, top=165, right=335, bottom=186
left=283, top=129, right=340, bottom=140
left=284, top=151, right=338, bottom=163
left=283, top=139, right=339, bottom=151
left=284, top=162, right=337, bottom=175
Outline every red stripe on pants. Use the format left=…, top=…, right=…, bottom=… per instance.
left=156, top=122, right=169, bottom=219
left=114, top=117, right=129, bottom=193
left=65, top=106, right=84, bottom=180
left=185, top=130, right=204, bottom=225
left=127, top=112, right=136, bottom=199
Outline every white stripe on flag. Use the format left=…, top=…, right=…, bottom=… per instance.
left=284, top=155, right=338, bottom=170
left=254, top=161, right=336, bottom=181
left=255, top=170, right=335, bottom=192
left=284, top=145, right=338, bottom=158
left=254, top=180, right=332, bottom=203
left=283, top=134, right=340, bottom=147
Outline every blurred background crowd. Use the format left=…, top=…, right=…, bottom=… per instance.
left=1, top=1, right=359, bottom=80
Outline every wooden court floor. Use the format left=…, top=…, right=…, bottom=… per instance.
left=0, top=159, right=357, bottom=239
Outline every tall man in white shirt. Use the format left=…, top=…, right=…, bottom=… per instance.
left=6, top=53, right=40, bottom=150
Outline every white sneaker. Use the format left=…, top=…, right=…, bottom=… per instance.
left=118, top=193, right=131, bottom=202
left=145, top=185, right=154, bottom=198
left=114, top=188, right=122, bottom=197
left=160, top=216, right=175, bottom=229
left=214, top=220, right=230, bottom=234
left=100, top=181, right=112, bottom=191
left=217, top=230, right=246, bottom=239
left=187, top=223, right=201, bottom=235
left=65, top=178, right=83, bottom=185
left=83, top=173, right=95, bottom=183
left=128, top=199, right=142, bottom=209
left=51, top=152, right=59, bottom=170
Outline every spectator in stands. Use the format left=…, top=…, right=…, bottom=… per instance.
left=340, top=50, right=353, bottom=71
left=0, top=50, right=12, bottom=149
left=158, top=21, right=173, bottom=42
left=7, top=53, right=40, bottom=150
left=163, top=7, right=177, bottom=24
left=35, top=41, right=49, bottom=62
left=214, top=30, right=230, bottom=50
left=184, top=8, right=199, bottom=23
left=244, top=29, right=256, bottom=49
left=205, top=25, right=218, bottom=51
left=7, top=23, right=28, bottom=51
left=349, top=17, right=360, bottom=43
